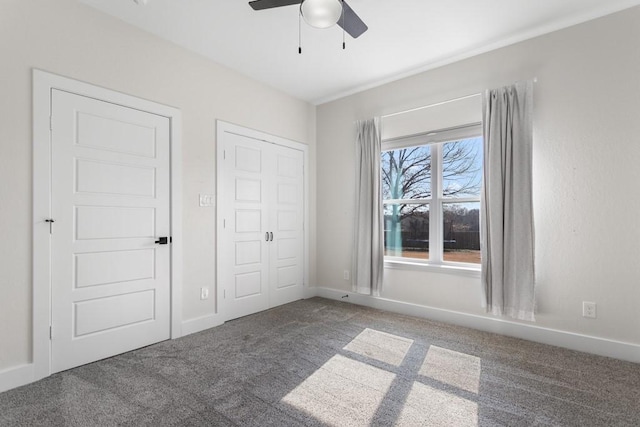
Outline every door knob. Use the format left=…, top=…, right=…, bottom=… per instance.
left=155, top=237, right=169, bottom=245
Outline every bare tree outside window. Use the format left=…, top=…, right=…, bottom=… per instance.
left=382, top=137, right=482, bottom=263
left=441, top=138, right=483, bottom=198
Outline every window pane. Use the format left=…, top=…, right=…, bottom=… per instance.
left=384, top=203, right=429, bottom=260
left=442, top=137, right=483, bottom=198
left=382, top=145, right=431, bottom=200
left=442, top=202, right=480, bottom=264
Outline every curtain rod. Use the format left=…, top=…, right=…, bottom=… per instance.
left=381, top=93, right=481, bottom=119
left=381, top=78, right=538, bottom=120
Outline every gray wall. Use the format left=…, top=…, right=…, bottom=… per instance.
left=316, top=7, right=640, bottom=345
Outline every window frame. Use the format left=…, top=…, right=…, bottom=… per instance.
left=381, top=123, right=482, bottom=274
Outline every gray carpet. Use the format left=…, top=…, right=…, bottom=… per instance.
left=1, top=297, right=639, bottom=426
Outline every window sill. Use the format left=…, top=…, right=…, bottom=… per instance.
left=384, top=260, right=481, bottom=278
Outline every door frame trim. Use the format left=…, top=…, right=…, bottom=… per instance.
left=216, top=120, right=309, bottom=322
left=32, top=69, right=183, bottom=381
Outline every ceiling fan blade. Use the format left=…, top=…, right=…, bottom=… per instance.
left=338, top=1, right=368, bottom=38
left=249, top=0, right=302, bottom=10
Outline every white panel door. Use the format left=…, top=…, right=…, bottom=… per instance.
left=269, top=145, right=304, bottom=307
left=220, top=131, right=304, bottom=321
left=221, top=133, right=270, bottom=319
left=50, top=90, right=171, bottom=373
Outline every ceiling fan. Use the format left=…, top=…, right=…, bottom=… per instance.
left=249, top=0, right=368, bottom=39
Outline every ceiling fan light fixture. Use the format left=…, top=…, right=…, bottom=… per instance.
left=300, top=0, right=343, bottom=29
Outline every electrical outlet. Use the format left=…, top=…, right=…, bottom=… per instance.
left=200, top=287, right=209, bottom=300
left=582, top=301, right=596, bottom=319
left=343, top=270, right=350, bottom=280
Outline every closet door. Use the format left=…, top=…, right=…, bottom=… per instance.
left=221, top=133, right=270, bottom=320
left=219, top=125, right=305, bottom=321
left=269, top=145, right=304, bottom=307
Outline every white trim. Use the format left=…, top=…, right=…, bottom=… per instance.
left=216, top=120, right=310, bottom=323
left=303, top=285, right=317, bottom=299
left=170, top=115, right=183, bottom=339
left=384, top=260, right=481, bottom=278
left=303, top=146, right=310, bottom=292
left=32, top=69, right=183, bottom=384
left=32, top=71, right=53, bottom=382
left=181, top=314, right=224, bottom=337
left=313, top=286, right=640, bottom=364
left=0, top=364, right=34, bottom=393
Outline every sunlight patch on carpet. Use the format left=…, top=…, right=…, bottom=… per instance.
left=419, top=345, right=481, bottom=394
left=397, top=382, right=478, bottom=426
left=343, top=328, right=414, bottom=366
left=281, top=354, right=395, bottom=425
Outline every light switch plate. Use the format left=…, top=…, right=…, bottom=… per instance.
left=199, top=193, right=214, bottom=207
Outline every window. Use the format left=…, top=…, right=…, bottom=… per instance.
left=382, top=125, right=482, bottom=268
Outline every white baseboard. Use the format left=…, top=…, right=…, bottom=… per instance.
left=311, top=286, right=640, bottom=364
left=181, top=313, right=224, bottom=337
left=0, top=364, right=34, bottom=393
left=303, top=285, right=317, bottom=299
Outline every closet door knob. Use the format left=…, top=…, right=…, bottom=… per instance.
left=269, top=232, right=274, bottom=241
left=265, top=232, right=269, bottom=242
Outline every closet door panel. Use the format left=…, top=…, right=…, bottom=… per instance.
left=221, top=133, right=270, bottom=319
left=269, top=145, right=304, bottom=306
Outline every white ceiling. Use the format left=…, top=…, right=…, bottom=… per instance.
left=79, top=0, right=640, bottom=104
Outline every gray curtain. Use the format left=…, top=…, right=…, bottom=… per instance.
left=353, top=118, right=384, bottom=296
left=481, top=81, right=535, bottom=321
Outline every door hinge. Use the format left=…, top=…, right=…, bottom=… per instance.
left=49, top=326, right=52, bottom=340
left=223, top=219, right=226, bottom=228
left=49, top=116, right=52, bottom=131
left=223, top=150, right=226, bottom=160
left=224, top=289, right=226, bottom=299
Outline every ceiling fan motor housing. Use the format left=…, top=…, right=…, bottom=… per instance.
left=300, top=0, right=343, bottom=29
left=248, top=0, right=367, bottom=39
